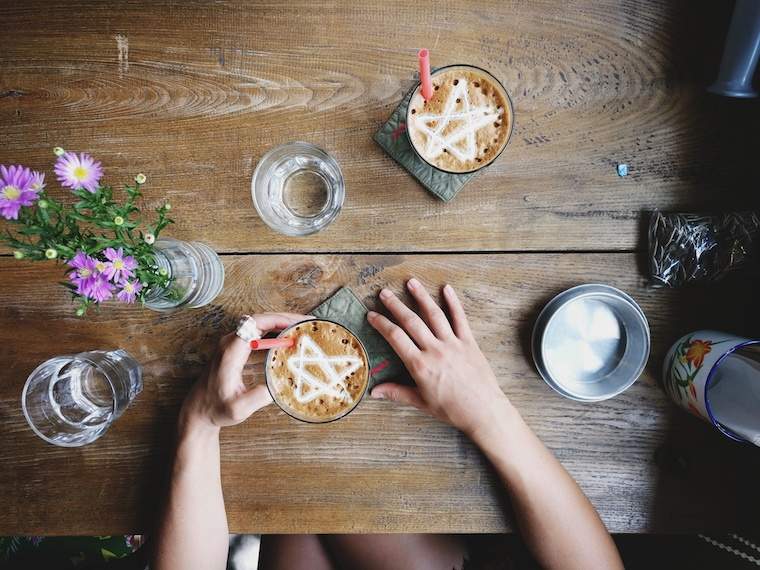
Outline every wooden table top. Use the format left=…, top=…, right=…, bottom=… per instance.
left=1, top=0, right=758, bottom=535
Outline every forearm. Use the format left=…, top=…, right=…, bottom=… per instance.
left=153, top=420, right=229, bottom=570
left=470, top=399, right=623, bottom=570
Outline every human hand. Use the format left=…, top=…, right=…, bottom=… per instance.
left=179, top=312, right=309, bottom=434
left=367, top=279, right=512, bottom=438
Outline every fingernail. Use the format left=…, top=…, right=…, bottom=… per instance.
left=372, top=391, right=385, bottom=399
left=407, top=278, right=419, bottom=290
left=367, top=310, right=378, bottom=320
left=444, top=284, right=453, bottom=294
left=379, top=288, right=392, bottom=300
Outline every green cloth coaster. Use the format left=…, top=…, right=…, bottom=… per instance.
left=373, top=86, right=480, bottom=202
left=311, top=287, right=411, bottom=389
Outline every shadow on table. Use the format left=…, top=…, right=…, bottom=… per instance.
left=645, top=272, right=760, bottom=534
left=653, top=0, right=760, bottom=215
left=133, top=305, right=237, bottom=536
left=645, top=0, right=760, bottom=535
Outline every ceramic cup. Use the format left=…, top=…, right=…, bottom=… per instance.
left=663, top=329, right=760, bottom=443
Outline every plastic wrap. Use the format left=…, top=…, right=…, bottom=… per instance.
left=648, top=211, right=760, bottom=287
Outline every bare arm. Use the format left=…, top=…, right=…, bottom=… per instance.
left=368, top=280, right=623, bottom=570
left=152, top=313, right=308, bottom=570
left=154, top=418, right=227, bottom=570
left=469, top=401, right=622, bottom=570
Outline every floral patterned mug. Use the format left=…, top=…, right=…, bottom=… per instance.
left=663, top=330, right=760, bottom=443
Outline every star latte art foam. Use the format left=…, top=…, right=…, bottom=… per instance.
left=267, top=320, right=369, bottom=422
left=287, top=335, right=362, bottom=404
left=407, top=66, right=512, bottom=173
left=414, top=81, right=502, bottom=163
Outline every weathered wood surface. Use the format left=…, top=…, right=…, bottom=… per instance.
left=0, top=0, right=757, bottom=253
left=0, top=254, right=757, bottom=535
left=1, top=0, right=758, bottom=538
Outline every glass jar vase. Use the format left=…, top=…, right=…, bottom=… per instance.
left=143, top=238, right=225, bottom=312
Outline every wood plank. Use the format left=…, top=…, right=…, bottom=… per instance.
left=0, top=1, right=756, bottom=252
left=0, top=253, right=757, bottom=534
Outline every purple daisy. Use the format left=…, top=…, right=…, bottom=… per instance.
left=0, top=164, right=38, bottom=220
left=54, top=151, right=103, bottom=193
left=116, top=279, right=142, bottom=303
left=30, top=170, right=46, bottom=192
left=88, top=273, right=115, bottom=302
left=67, top=251, right=98, bottom=296
left=93, top=258, right=109, bottom=275
left=103, top=247, right=138, bottom=282
left=125, top=534, right=144, bottom=551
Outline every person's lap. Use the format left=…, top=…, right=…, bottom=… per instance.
left=259, top=534, right=467, bottom=570
left=258, top=535, right=334, bottom=570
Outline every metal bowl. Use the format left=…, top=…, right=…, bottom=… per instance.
left=532, top=284, right=650, bottom=401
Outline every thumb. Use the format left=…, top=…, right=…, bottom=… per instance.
left=234, top=384, right=274, bottom=419
left=371, top=383, right=428, bottom=411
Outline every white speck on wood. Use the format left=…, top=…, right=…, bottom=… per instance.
left=115, top=34, right=129, bottom=77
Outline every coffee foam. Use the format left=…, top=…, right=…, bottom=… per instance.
left=407, top=66, right=511, bottom=173
left=267, top=320, right=368, bottom=422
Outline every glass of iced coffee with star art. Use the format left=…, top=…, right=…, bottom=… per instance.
left=265, top=319, right=370, bottom=423
left=406, top=65, right=514, bottom=173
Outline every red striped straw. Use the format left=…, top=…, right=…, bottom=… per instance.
left=250, top=337, right=295, bottom=350
left=418, top=48, right=433, bottom=101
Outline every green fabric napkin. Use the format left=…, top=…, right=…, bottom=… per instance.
left=373, top=86, right=480, bottom=202
left=312, top=287, right=411, bottom=389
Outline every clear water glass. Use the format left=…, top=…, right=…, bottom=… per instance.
left=21, top=349, right=142, bottom=447
left=251, top=142, right=345, bottom=236
left=143, top=238, right=225, bottom=312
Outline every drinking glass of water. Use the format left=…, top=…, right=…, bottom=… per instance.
left=251, top=142, right=345, bottom=236
left=21, top=349, right=142, bottom=447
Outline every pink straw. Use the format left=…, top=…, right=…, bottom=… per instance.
left=250, top=337, right=295, bottom=350
left=418, top=48, right=433, bottom=101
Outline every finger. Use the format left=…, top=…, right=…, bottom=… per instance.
left=209, top=333, right=235, bottom=371
left=378, top=288, right=437, bottom=348
left=406, top=278, right=454, bottom=340
left=232, top=384, right=274, bottom=419
left=443, top=284, right=473, bottom=340
left=367, top=310, right=420, bottom=365
left=253, top=313, right=314, bottom=334
left=219, top=334, right=253, bottom=378
left=371, top=383, right=429, bottom=412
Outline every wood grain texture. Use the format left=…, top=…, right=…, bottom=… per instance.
left=0, top=0, right=757, bottom=252
left=0, top=253, right=757, bottom=534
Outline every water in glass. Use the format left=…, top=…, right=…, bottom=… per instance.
left=251, top=142, right=345, bottom=236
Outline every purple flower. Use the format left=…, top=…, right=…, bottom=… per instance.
left=68, top=251, right=93, bottom=271
left=93, top=258, right=108, bottom=274
left=30, top=171, right=46, bottom=192
left=54, top=152, right=103, bottom=193
left=117, top=279, right=142, bottom=303
left=67, top=251, right=98, bottom=296
left=0, top=164, right=38, bottom=220
left=103, top=247, right=138, bottom=282
left=88, top=273, right=115, bottom=302
left=125, top=534, right=144, bottom=551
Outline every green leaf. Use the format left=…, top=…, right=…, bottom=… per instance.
left=100, top=548, right=118, bottom=560
left=18, top=226, right=43, bottom=236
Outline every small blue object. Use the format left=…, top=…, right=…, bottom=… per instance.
left=617, top=163, right=628, bottom=177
